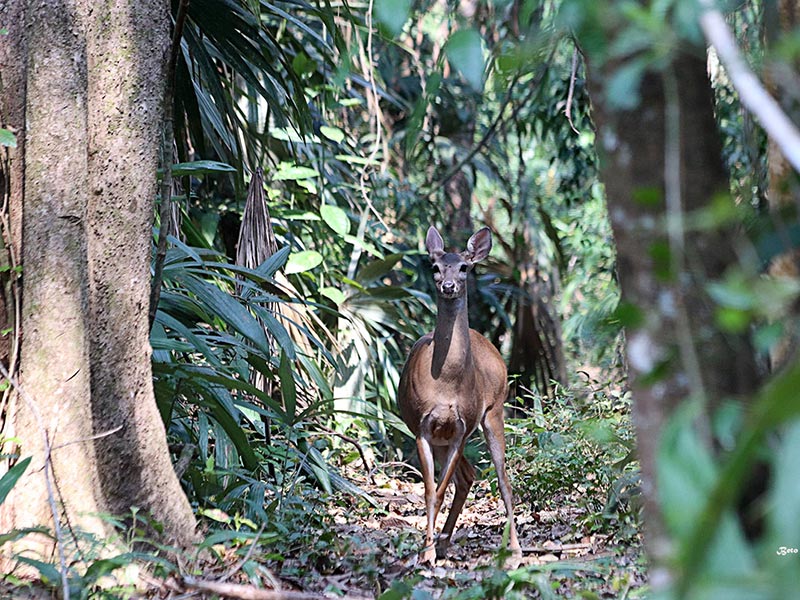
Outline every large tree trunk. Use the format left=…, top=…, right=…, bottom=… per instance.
left=0, top=0, right=196, bottom=565
left=589, top=50, right=760, bottom=573
left=84, top=0, right=197, bottom=541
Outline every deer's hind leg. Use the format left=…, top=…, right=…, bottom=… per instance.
left=435, top=452, right=475, bottom=558
left=481, top=403, right=522, bottom=556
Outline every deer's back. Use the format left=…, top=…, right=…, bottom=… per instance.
left=397, top=330, right=507, bottom=438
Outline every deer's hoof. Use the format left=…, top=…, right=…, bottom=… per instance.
left=421, top=547, right=437, bottom=565
left=435, top=536, right=451, bottom=559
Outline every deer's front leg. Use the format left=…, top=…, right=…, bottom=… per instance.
left=416, top=436, right=438, bottom=564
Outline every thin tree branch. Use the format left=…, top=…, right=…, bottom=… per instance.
left=316, top=425, right=375, bottom=484
left=0, top=363, right=69, bottom=599
left=219, top=525, right=267, bottom=583
left=698, top=1, right=800, bottom=172
left=565, top=46, right=580, bottom=135
left=49, top=425, right=124, bottom=452
left=181, top=577, right=323, bottom=599
left=149, top=0, right=191, bottom=328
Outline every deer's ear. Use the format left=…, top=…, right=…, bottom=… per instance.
left=426, top=226, right=445, bottom=258
left=464, top=227, right=492, bottom=263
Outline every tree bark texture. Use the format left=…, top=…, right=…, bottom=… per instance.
left=589, top=50, right=760, bottom=568
left=0, top=0, right=196, bottom=563
left=84, top=0, right=197, bottom=543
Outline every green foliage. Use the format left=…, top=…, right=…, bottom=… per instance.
left=0, top=128, right=16, bottom=148
left=444, top=30, right=486, bottom=92
left=508, top=381, right=638, bottom=538
left=0, top=456, right=29, bottom=506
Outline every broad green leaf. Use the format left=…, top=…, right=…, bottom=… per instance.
left=207, top=396, right=260, bottom=471
left=444, top=29, right=485, bottom=91
left=291, top=52, right=316, bottom=76
left=0, top=457, right=31, bottom=506
left=375, top=0, right=411, bottom=37
left=155, top=310, right=222, bottom=367
left=285, top=250, right=323, bottom=274
left=273, top=164, right=319, bottom=181
left=320, top=204, right=350, bottom=236
left=320, top=286, right=346, bottom=306
left=247, top=304, right=296, bottom=359
left=171, top=160, right=236, bottom=176
left=658, top=403, right=715, bottom=540
left=0, top=128, right=17, bottom=148
left=297, top=441, right=332, bottom=494
left=319, top=125, right=345, bottom=143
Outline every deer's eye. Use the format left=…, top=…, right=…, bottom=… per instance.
left=459, top=264, right=468, bottom=273
left=432, top=265, right=441, bottom=274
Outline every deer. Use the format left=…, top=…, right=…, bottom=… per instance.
left=397, top=225, right=522, bottom=564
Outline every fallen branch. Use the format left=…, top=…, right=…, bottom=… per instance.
left=698, top=1, right=800, bottom=172
left=182, top=577, right=323, bottom=600
left=522, top=542, right=594, bottom=553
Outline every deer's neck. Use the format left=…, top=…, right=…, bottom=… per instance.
left=431, top=295, right=472, bottom=381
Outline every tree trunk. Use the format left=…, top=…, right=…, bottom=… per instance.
left=588, top=50, right=760, bottom=574
left=83, top=0, right=197, bottom=542
left=1, top=0, right=196, bottom=564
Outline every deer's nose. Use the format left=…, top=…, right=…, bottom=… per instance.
left=441, top=281, right=456, bottom=295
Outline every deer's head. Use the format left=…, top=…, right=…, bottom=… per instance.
left=426, top=226, right=492, bottom=300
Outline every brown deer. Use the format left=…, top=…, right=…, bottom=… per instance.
left=397, top=226, right=521, bottom=564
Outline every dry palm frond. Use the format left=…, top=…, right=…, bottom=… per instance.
left=236, top=168, right=278, bottom=430
left=237, top=168, right=277, bottom=285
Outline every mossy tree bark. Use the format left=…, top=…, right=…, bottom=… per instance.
left=0, top=0, right=196, bottom=563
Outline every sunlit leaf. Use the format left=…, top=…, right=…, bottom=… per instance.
left=273, top=164, right=319, bottom=181
left=320, top=286, right=346, bottom=306
left=320, top=204, right=350, bottom=236
left=285, top=250, right=323, bottom=274
left=319, top=125, right=345, bottom=143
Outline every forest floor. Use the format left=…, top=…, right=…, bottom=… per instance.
left=289, top=472, right=648, bottom=599
left=3, top=459, right=647, bottom=600
left=144, top=467, right=648, bottom=599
